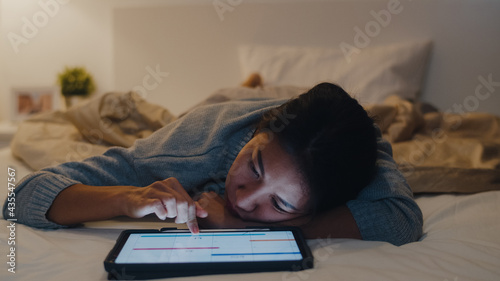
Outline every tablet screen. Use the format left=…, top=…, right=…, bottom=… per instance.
left=115, top=230, right=303, bottom=264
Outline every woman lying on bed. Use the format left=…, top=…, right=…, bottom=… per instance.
left=3, top=82, right=422, bottom=246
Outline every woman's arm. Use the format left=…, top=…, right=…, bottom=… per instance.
left=46, top=178, right=207, bottom=233
left=346, top=139, right=423, bottom=245
left=299, top=205, right=362, bottom=239
left=46, top=184, right=127, bottom=225
left=198, top=129, right=423, bottom=245
left=197, top=192, right=361, bottom=240
left=197, top=189, right=421, bottom=244
left=3, top=145, right=144, bottom=229
left=302, top=135, right=423, bottom=244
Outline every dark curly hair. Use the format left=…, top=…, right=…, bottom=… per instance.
left=256, top=82, right=378, bottom=213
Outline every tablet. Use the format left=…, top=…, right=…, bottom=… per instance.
left=104, top=227, right=313, bottom=280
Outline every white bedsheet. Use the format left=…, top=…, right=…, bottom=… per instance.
left=1, top=147, right=499, bottom=281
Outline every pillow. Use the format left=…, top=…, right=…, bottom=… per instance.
left=238, top=40, right=432, bottom=105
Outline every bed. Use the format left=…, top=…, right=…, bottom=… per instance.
left=2, top=125, right=500, bottom=281
left=2, top=88, right=500, bottom=281
left=2, top=1, right=500, bottom=281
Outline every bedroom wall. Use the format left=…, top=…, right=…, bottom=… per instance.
left=113, top=0, right=500, bottom=116
left=0, top=0, right=115, bottom=122
left=0, top=0, right=297, bottom=122
left=1, top=0, right=499, bottom=122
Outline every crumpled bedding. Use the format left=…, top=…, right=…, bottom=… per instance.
left=364, top=96, right=500, bottom=193
left=11, top=91, right=175, bottom=170
left=10, top=86, right=500, bottom=193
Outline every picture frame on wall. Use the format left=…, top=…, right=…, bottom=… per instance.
left=10, top=87, right=60, bottom=121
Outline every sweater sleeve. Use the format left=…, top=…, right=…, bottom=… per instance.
left=346, top=130, right=423, bottom=246
left=3, top=146, right=140, bottom=229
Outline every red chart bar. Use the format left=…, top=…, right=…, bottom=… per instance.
left=249, top=239, right=295, bottom=242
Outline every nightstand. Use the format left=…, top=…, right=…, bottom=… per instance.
left=0, top=122, right=18, bottom=149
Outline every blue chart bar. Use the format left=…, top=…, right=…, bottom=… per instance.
left=212, top=252, right=301, bottom=256
left=141, top=233, right=267, bottom=238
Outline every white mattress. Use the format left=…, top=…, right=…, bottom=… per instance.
left=1, top=147, right=499, bottom=281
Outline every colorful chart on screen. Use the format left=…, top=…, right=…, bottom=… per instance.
left=115, top=230, right=302, bottom=263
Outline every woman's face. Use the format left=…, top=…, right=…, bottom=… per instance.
left=225, top=132, right=311, bottom=223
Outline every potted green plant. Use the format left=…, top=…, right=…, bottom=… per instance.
left=57, top=66, right=96, bottom=109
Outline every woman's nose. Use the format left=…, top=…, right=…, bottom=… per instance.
left=234, top=184, right=264, bottom=212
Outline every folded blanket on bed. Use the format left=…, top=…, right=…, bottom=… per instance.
left=10, top=87, right=500, bottom=194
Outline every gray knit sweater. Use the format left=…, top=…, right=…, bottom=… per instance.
left=3, top=98, right=422, bottom=245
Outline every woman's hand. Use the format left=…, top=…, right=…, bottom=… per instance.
left=196, top=192, right=249, bottom=229
left=123, top=178, right=208, bottom=233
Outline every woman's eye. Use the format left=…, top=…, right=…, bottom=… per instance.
left=249, top=161, right=260, bottom=179
left=271, top=197, right=286, bottom=213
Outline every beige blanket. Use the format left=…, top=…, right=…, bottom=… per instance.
left=365, top=96, right=500, bottom=193
left=11, top=91, right=175, bottom=170
left=11, top=88, right=500, bottom=193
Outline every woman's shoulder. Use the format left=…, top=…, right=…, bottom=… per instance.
left=131, top=98, right=285, bottom=159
